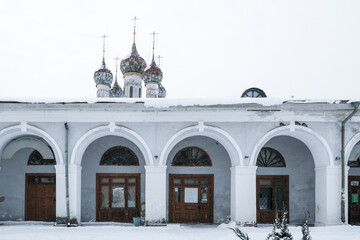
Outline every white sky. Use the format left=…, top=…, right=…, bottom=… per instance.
left=0, top=0, right=360, bottom=99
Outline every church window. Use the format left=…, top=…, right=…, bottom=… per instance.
left=241, top=87, right=267, bottom=98
left=256, top=147, right=286, bottom=167
left=172, top=147, right=212, bottom=166
left=349, top=157, right=360, bottom=167
left=100, top=146, right=139, bottom=166
left=28, top=150, right=56, bottom=165
left=130, top=86, right=133, bottom=98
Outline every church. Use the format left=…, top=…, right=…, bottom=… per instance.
left=0, top=27, right=360, bottom=226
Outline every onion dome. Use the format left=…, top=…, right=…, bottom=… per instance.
left=143, top=57, right=163, bottom=84
left=94, top=58, right=113, bottom=87
left=158, top=83, right=166, bottom=98
left=110, top=78, right=123, bottom=97
left=120, top=43, right=147, bottom=75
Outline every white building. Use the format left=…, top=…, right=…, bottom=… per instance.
left=0, top=36, right=360, bottom=226
left=0, top=98, right=359, bottom=225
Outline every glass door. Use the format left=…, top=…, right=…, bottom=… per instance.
left=169, top=174, right=213, bottom=223
left=97, top=174, right=140, bottom=222
left=349, top=176, right=360, bottom=225
left=256, top=175, right=289, bottom=223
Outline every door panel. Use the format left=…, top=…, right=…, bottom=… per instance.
left=169, top=174, right=213, bottom=223
left=256, top=175, right=289, bottom=223
left=349, top=176, right=360, bottom=225
left=26, top=174, right=56, bottom=221
left=96, top=174, right=140, bottom=222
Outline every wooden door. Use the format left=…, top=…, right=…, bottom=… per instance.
left=96, top=174, right=140, bottom=222
left=256, top=175, right=289, bottom=223
left=169, top=174, right=213, bottom=223
left=349, top=176, right=360, bottom=225
left=26, top=174, right=56, bottom=221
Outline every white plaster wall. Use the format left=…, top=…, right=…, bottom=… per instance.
left=80, top=135, right=145, bottom=222
left=124, top=74, right=142, bottom=98
left=257, top=136, right=315, bottom=224
left=146, top=83, right=159, bottom=98
left=166, top=136, right=231, bottom=223
left=0, top=148, right=55, bottom=220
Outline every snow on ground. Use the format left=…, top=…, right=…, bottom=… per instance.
left=0, top=222, right=360, bottom=240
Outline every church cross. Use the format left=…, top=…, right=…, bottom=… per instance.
left=156, top=55, right=164, bottom=67
left=131, top=16, right=139, bottom=43
left=150, top=31, right=159, bottom=57
left=100, top=34, right=109, bottom=59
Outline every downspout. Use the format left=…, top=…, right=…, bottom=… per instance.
left=341, top=101, right=360, bottom=223
left=64, top=123, right=70, bottom=226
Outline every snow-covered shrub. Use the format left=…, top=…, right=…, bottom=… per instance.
left=266, top=211, right=293, bottom=240
left=301, top=219, right=312, bottom=240
left=231, top=227, right=250, bottom=240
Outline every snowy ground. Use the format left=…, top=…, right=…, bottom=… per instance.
left=0, top=222, right=360, bottom=240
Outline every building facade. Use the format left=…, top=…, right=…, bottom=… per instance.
left=0, top=99, right=359, bottom=225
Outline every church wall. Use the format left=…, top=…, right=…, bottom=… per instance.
left=0, top=148, right=55, bottom=221
left=257, top=136, right=315, bottom=224
left=80, top=135, right=145, bottom=222
left=166, top=136, right=231, bottom=223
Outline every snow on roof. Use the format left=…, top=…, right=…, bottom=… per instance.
left=0, top=97, right=358, bottom=108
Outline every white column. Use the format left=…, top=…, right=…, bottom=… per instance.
left=345, top=166, right=350, bottom=224
left=231, top=165, right=257, bottom=224
left=69, top=164, right=82, bottom=222
left=315, top=166, right=341, bottom=225
left=145, top=165, right=167, bottom=222
left=55, top=164, right=67, bottom=218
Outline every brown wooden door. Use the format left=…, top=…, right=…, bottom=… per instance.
left=96, top=174, right=140, bottom=222
left=349, top=176, right=360, bottom=225
left=169, top=174, right=213, bottom=223
left=256, top=175, right=289, bottom=223
left=26, top=174, right=56, bottom=221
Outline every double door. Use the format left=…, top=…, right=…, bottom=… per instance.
left=169, top=174, right=213, bottom=223
left=96, top=174, right=140, bottom=222
left=256, top=175, right=289, bottom=223
left=349, top=176, right=360, bottom=225
left=26, top=174, right=56, bottom=221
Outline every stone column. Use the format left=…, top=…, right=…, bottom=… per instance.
left=315, top=166, right=341, bottom=225
left=231, top=165, right=257, bottom=224
left=69, top=164, right=82, bottom=222
left=145, top=165, right=167, bottom=222
left=55, top=164, right=67, bottom=218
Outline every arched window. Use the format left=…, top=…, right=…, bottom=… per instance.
left=256, top=147, right=286, bottom=167
left=28, top=150, right=56, bottom=165
left=172, top=147, right=212, bottom=166
left=100, top=146, right=139, bottom=166
left=130, top=86, right=133, bottom=98
left=349, top=156, right=360, bottom=167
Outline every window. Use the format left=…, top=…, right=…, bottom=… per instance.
left=139, top=88, right=141, bottom=98
left=241, top=87, right=267, bottom=98
left=28, top=150, right=56, bottom=165
left=130, top=86, right=133, bottom=98
left=349, top=157, right=360, bottom=167
left=172, top=147, right=212, bottom=166
left=100, top=146, right=139, bottom=166
left=256, top=147, right=286, bottom=167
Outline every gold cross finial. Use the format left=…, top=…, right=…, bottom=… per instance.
left=156, top=55, right=164, bottom=67
left=113, top=57, right=120, bottom=79
left=100, top=34, right=109, bottom=59
left=150, top=31, right=159, bottom=58
left=131, top=16, right=139, bottom=43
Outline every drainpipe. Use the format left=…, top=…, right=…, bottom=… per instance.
left=341, top=101, right=360, bottom=223
left=64, top=123, right=70, bottom=226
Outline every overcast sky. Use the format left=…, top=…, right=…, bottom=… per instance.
left=0, top=0, right=359, bottom=99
